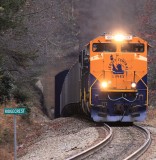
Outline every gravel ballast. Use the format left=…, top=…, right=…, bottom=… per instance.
left=18, top=117, right=100, bottom=160
left=85, top=126, right=145, bottom=160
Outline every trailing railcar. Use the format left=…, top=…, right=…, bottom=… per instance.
left=55, top=33, right=149, bottom=122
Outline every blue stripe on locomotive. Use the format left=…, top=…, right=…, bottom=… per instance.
left=89, top=74, right=147, bottom=121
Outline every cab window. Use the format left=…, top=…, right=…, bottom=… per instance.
left=92, top=43, right=117, bottom=52
left=121, top=43, right=144, bottom=52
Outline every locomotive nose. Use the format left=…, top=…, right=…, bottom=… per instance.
left=114, top=104, right=125, bottom=115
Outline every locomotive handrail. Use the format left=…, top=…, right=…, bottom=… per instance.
left=135, top=73, right=148, bottom=88
left=135, top=73, right=148, bottom=105
left=89, top=73, right=103, bottom=105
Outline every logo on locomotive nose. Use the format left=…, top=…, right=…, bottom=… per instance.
left=108, top=55, right=128, bottom=75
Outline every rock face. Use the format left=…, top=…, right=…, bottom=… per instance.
left=1, top=0, right=156, bottom=118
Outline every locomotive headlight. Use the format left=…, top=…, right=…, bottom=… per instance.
left=101, top=81, right=108, bottom=88
left=114, top=34, right=124, bottom=41
left=131, top=82, right=137, bottom=88
left=105, top=34, right=132, bottom=41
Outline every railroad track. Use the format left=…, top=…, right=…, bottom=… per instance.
left=66, top=123, right=113, bottom=160
left=124, top=124, right=151, bottom=160
left=66, top=124, right=151, bottom=160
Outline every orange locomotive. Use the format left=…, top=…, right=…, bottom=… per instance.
left=55, top=33, right=149, bottom=122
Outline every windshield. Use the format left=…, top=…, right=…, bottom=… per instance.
left=121, top=43, right=144, bottom=52
left=92, top=43, right=117, bottom=52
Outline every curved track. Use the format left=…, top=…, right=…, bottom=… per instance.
left=124, top=124, right=151, bottom=160
left=66, top=124, right=151, bottom=160
left=66, top=123, right=113, bottom=160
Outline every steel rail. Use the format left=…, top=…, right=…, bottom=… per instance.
left=124, top=124, right=151, bottom=160
left=66, top=123, right=112, bottom=160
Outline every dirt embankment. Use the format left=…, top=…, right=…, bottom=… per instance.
left=0, top=102, right=50, bottom=160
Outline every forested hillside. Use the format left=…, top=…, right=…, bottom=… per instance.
left=0, top=0, right=156, bottom=159
left=1, top=0, right=156, bottom=117
left=0, top=0, right=39, bottom=106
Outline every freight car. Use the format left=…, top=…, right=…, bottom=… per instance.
left=55, top=33, right=149, bottom=122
